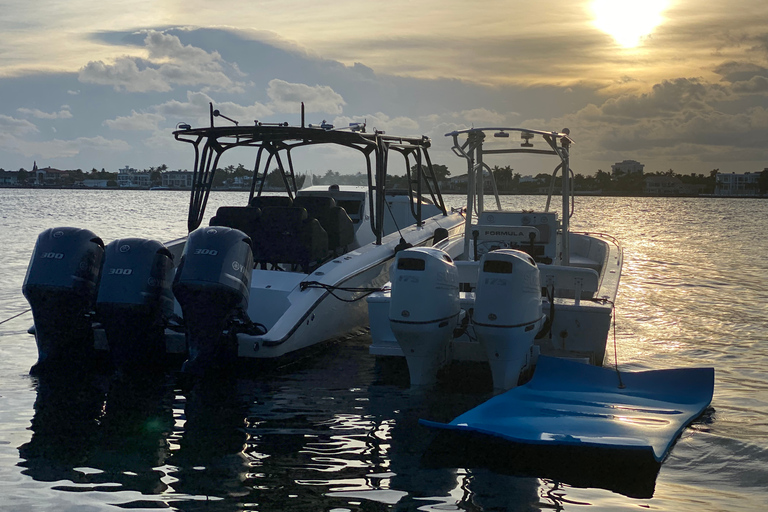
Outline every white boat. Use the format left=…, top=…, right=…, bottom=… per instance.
left=22, top=104, right=465, bottom=376
left=368, top=127, right=623, bottom=390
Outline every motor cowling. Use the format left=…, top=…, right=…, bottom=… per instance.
left=389, top=247, right=460, bottom=386
left=22, top=227, right=104, bottom=374
left=96, top=238, right=175, bottom=375
left=473, top=249, right=543, bottom=389
left=173, top=226, right=253, bottom=376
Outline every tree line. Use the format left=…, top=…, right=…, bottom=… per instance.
left=5, top=162, right=767, bottom=195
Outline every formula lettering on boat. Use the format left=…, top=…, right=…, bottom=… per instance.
left=484, top=229, right=527, bottom=237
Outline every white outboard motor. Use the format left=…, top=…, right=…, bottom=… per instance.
left=22, top=227, right=105, bottom=375
left=173, top=226, right=253, bottom=376
left=472, top=249, right=544, bottom=390
left=96, top=238, right=175, bottom=376
left=389, top=247, right=460, bottom=386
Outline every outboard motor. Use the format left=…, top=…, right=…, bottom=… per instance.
left=389, top=247, right=460, bottom=386
left=473, top=249, right=544, bottom=390
left=96, top=238, right=175, bottom=376
left=22, top=227, right=104, bottom=374
left=173, top=226, right=253, bottom=376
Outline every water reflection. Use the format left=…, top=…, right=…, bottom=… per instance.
left=169, top=373, right=254, bottom=505
left=18, top=370, right=175, bottom=497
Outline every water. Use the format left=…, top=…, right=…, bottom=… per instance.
left=1, top=189, right=767, bottom=511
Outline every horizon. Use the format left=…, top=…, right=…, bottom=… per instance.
left=1, top=2, right=767, bottom=176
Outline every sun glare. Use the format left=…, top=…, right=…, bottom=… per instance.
left=591, top=0, right=669, bottom=48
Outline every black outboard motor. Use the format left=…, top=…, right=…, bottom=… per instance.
left=96, top=238, right=175, bottom=376
left=173, top=226, right=253, bottom=376
left=22, top=227, right=105, bottom=375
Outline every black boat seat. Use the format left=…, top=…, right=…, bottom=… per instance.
left=249, top=195, right=293, bottom=209
left=255, top=206, right=329, bottom=271
left=209, top=206, right=261, bottom=246
left=293, top=196, right=355, bottom=253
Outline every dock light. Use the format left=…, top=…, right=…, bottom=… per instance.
left=177, top=122, right=191, bottom=130
left=494, top=130, right=510, bottom=138
left=521, top=131, right=534, bottom=147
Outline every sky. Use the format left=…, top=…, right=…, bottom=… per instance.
left=1, top=0, right=767, bottom=177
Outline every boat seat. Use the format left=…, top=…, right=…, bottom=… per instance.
left=293, top=196, right=355, bottom=253
left=255, top=206, right=329, bottom=271
left=539, top=265, right=600, bottom=305
left=209, top=206, right=261, bottom=246
left=249, top=195, right=293, bottom=209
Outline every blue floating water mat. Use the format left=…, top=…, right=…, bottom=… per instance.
left=421, top=356, right=714, bottom=462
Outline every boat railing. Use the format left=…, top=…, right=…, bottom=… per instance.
left=446, top=127, right=573, bottom=263
left=174, top=103, right=448, bottom=246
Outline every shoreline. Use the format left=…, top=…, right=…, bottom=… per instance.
left=1, top=184, right=765, bottom=198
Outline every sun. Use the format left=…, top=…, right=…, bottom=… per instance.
left=591, top=0, right=670, bottom=48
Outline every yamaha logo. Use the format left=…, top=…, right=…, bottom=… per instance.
left=53, top=230, right=64, bottom=238
left=206, top=228, right=218, bottom=235
left=119, top=244, right=131, bottom=253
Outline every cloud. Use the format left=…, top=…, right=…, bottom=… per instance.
left=153, top=90, right=272, bottom=125
left=103, top=111, right=165, bottom=131
left=78, top=31, right=243, bottom=93
left=267, top=79, right=346, bottom=114
left=455, top=108, right=509, bottom=126
left=17, top=106, right=73, bottom=119
left=598, top=78, right=729, bottom=119
left=713, top=61, right=768, bottom=83
left=534, top=77, right=768, bottom=172
left=79, top=58, right=172, bottom=93
left=732, top=76, right=768, bottom=93
left=0, top=115, right=39, bottom=135
left=6, top=136, right=131, bottom=159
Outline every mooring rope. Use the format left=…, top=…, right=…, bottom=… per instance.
left=299, top=281, right=386, bottom=303
left=612, top=304, right=625, bottom=389
left=0, top=308, right=32, bottom=326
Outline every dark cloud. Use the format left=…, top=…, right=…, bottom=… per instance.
left=714, top=61, right=768, bottom=83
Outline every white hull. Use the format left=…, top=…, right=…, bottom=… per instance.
left=156, top=213, right=465, bottom=359
left=369, top=232, right=622, bottom=367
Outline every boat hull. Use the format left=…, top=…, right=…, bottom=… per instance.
left=369, top=232, right=622, bottom=368
left=237, top=213, right=465, bottom=359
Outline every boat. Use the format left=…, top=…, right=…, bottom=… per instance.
left=22, top=103, right=465, bottom=376
left=368, top=127, right=623, bottom=389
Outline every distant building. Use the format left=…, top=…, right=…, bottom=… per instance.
left=117, top=166, right=151, bottom=188
left=33, top=161, right=71, bottom=186
left=611, top=160, right=644, bottom=179
left=162, top=170, right=194, bottom=189
left=644, top=175, right=703, bottom=195
left=0, top=170, right=19, bottom=186
left=83, top=179, right=109, bottom=188
left=445, top=172, right=493, bottom=190
left=715, top=172, right=761, bottom=196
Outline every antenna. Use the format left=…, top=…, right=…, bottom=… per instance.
left=212, top=108, right=238, bottom=126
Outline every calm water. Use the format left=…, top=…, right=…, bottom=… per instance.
left=0, top=189, right=767, bottom=511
